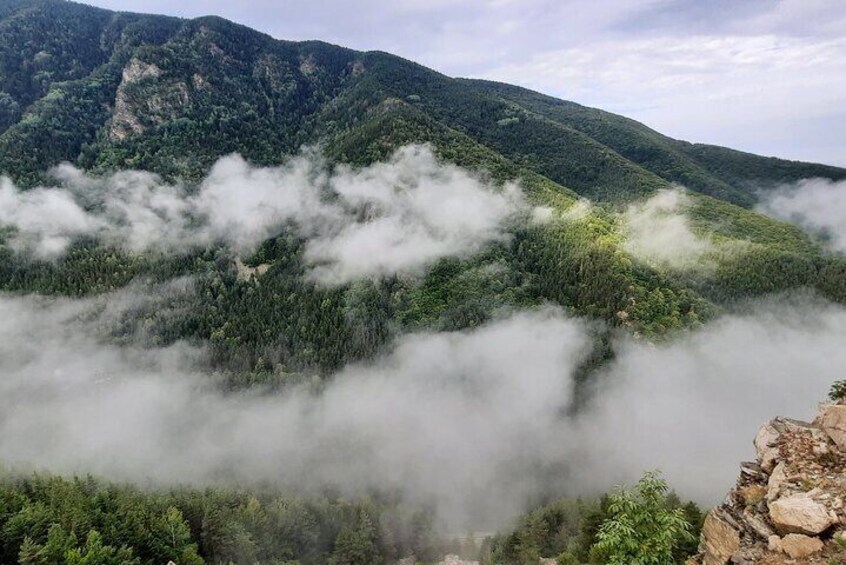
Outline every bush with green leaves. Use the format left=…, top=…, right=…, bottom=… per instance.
left=591, top=471, right=695, bottom=565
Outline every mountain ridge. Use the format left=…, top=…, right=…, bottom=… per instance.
left=0, top=0, right=843, bottom=204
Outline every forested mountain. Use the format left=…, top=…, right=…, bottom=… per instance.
left=0, top=1, right=845, bottom=563
left=0, top=0, right=843, bottom=380
left=1, top=0, right=844, bottom=195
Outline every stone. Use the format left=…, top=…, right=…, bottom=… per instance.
left=740, top=484, right=767, bottom=506
left=740, top=461, right=766, bottom=481
left=754, top=422, right=781, bottom=472
left=767, top=535, right=782, bottom=552
left=700, top=511, right=740, bottom=565
left=816, top=403, right=846, bottom=450
left=743, top=507, right=775, bottom=539
left=768, top=493, right=837, bottom=535
left=767, top=461, right=787, bottom=502
left=779, top=533, right=824, bottom=558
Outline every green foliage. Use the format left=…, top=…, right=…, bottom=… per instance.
left=829, top=380, right=846, bottom=402
left=0, top=0, right=842, bottom=199
left=0, top=0, right=841, bottom=382
left=484, top=480, right=703, bottom=565
left=485, top=499, right=598, bottom=564
left=328, top=511, right=383, bottom=565
left=465, top=79, right=846, bottom=206
left=63, top=530, right=140, bottom=565
left=0, top=0, right=840, bottom=366
left=0, top=471, right=439, bottom=565
left=591, top=471, right=695, bottom=565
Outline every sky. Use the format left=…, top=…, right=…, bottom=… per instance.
left=81, top=0, right=846, bottom=167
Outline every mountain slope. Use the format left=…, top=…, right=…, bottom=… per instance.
left=1, top=0, right=843, bottom=200
left=0, top=0, right=844, bottom=381
left=464, top=79, right=846, bottom=206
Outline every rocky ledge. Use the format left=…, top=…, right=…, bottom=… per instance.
left=688, top=400, right=846, bottom=564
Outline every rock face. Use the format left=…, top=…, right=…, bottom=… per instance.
left=700, top=511, right=740, bottom=565
left=816, top=404, right=846, bottom=450
left=109, top=57, right=191, bottom=141
left=780, top=533, right=825, bottom=559
left=768, top=493, right=836, bottom=535
left=688, top=401, right=846, bottom=564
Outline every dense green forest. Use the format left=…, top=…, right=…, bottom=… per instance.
left=0, top=470, right=439, bottom=564
left=0, top=469, right=703, bottom=564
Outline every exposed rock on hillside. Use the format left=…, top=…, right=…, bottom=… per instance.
left=688, top=401, right=846, bottom=564
left=109, top=57, right=191, bottom=141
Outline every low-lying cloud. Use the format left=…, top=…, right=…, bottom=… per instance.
left=758, top=178, right=846, bottom=253
left=621, top=187, right=715, bottom=269
left=0, top=145, right=525, bottom=283
left=0, top=290, right=842, bottom=529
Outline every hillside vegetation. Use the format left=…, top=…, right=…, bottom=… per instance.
left=0, top=0, right=844, bottom=382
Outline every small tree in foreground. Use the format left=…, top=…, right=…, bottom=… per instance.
left=591, top=470, right=694, bottom=565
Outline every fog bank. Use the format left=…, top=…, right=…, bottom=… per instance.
left=0, top=292, right=842, bottom=528
left=758, top=178, right=846, bottom=253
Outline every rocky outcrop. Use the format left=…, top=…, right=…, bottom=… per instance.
left=816, top=404, right=846, bottom=450
left=235, top=258, right=271, bottom=281
left=110, top=58, right=162, bottom=141
left=769, top=493, right=836, bottom=535
left=780, top=533, right=825, bottom=559
left=109, top=57, right=191, bottom=141
left=700, top=511, right=740, bottom=565
left=688, top=401, right=846, bottom=564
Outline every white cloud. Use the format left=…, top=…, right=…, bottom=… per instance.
left=0, top=296, right=591, bottom=529
left=622, top=187, right=714, bottom=269
left=577, top=295, right=845, bottom=503
left=0, top=145, right=525, bottom=284
left=758, top=178, right=846, bottom=252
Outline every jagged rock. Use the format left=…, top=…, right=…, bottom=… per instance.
left=768, top=493, right=836, bottom=535
left=816, top=403, right=846, bottom=450
left=728, top=546, right=764, bottom=563
left=396, top=558, right=416, bottom=565
left=742, top=508, right=775, bottom=540
left=739, top=461, right=766, bottom=481
left=779, top=533, right=824, bottom=558
left=700, top=511, right=740, bottom=565
left=766, top=462, right=787, bottom=502
left=754, top=422, right=780, bottom=472
left=689, top=405, right=846, bottom=565
left=740, top=484, right=767, bottom=507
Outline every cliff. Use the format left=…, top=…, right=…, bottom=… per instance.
left=689, top=400, right=846, bottom=564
